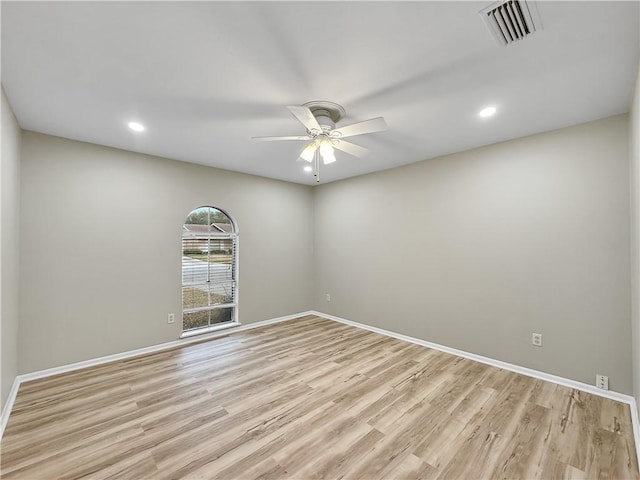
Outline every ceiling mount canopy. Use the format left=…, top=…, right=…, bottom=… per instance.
left=302, top=101, right=346, bottom=131
left=253, top=101, right=388, bottom=183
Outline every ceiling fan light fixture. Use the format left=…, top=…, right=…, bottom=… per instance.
left=319, top=140, right=336, bottom=164
left=322, top=151, right=336, bottom=165
left=299, top=141, right=318, bottom=162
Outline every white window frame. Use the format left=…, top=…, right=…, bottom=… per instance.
left=180, top=207, right=239, bottom=338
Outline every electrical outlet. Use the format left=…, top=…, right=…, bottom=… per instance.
left=532, top=333, right=542, bottom=347
left=325, top=293, right=331, bottom=302
left=596, top=374, right=609, bottom=390
left=167, top=313, right=175, bottom=324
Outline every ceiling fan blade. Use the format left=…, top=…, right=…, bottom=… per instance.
left=287, top=105, right=322, bottom=133
left=252, top=135, right=312, bottom=141
left=332, top=117, right=388, bottom=138
left=332, top=140, right=370, bottom=158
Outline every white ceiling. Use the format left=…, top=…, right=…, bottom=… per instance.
left=2, top=1, right=639, bottom=185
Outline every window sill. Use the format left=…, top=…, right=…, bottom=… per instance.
left=180, top=321, right=241, bottom=339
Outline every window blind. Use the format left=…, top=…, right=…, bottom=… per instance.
left=182, top=207, right=237, bottom=332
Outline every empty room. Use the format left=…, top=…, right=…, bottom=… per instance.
left=1, top=1, right=640, bottom=479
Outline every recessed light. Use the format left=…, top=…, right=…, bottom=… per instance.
left=303, top=166, right=313, bottom=173
left=127, top=121, right=145, bottom=132
left=478, top=106, right=497, bottom=118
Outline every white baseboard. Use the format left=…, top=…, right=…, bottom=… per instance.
left=310, top=310, right=640, bottom=469
left=631, top=397, right=640, bottom=472
left=0, top=377, right=21, bottom=440
left=18, top=311, right=312, bottom=384
left=312, top=311, right=633, bottom=402
left=0, top=310, right=312, bottom=440
left=2, top=308, right=639, bottom=471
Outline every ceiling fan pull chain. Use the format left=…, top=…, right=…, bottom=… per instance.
left=314, top=148, right=320, bottom=183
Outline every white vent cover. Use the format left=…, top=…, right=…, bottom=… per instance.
left=480, top=0, right=542, bottom=46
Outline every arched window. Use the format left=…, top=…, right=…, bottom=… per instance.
left=182, top=206, right=237, bottom=334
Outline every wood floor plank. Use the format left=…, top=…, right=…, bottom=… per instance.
left=209, top=401, right=339, bottom=479
left=1, top=315, right=638, bottom=480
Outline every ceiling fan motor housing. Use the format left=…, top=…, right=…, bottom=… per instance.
left=315, top=111, right=335, bottom=131
left=303, top=101, right=346, bottom=133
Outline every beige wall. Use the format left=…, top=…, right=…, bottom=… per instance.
left=1, top=88, right=21, bottom=409
left=12, top=111, right=638, bottom=396
left=19, top=132, right=314, bottom=373
left=314, top=115, right=633, bottom=393
left=631, top=58, right=640, bottom=411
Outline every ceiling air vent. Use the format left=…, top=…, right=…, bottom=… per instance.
left=480, top=0, right=542, bottom=46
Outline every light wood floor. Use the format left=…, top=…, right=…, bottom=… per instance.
left=1, top=315, right=638, bottom=479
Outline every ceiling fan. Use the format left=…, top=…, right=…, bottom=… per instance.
left=253, top=101, right=388, bottom=182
